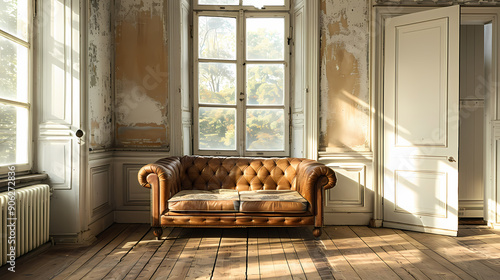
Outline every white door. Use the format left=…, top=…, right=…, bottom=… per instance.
left=383, top=5, right=460, bottom=236
left=36, top=0, right=86, bottom=237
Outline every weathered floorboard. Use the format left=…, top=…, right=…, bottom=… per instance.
left=2, top=224, right=500, bottom=280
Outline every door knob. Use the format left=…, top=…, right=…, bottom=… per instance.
left=75, top=129, right=84, bottom=138
left=448, top=156, right=456, bottom=162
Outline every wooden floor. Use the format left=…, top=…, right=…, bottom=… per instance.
left=2, top=224, right=500, bottom=279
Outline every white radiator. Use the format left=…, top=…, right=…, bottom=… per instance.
left=0, top=184, right=50, bottom=266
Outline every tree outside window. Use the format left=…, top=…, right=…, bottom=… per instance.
left=195, top=1, right=289, bottom=156
left=0, top=0, right=30, bottom=169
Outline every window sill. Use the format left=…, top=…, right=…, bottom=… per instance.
left=0, top=173, right=49, bottom=192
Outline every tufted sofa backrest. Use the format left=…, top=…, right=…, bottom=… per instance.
left=179, top=156, right=309, bottom=191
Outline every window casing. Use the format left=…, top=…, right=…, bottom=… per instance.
left=0, top=1, right=32, bottom=174
left=193, top=1, right=290, bottom=156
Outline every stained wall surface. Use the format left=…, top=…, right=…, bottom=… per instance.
left=114, top=0, right=169, bottom=149
left=89, top=0, right=113, bottom=150
left=319, top=0, right=371, bottom=153
left=105, top=0, right=370, bottom=152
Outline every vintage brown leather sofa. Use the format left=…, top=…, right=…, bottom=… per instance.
left=138, top=156, right=336, bottom=238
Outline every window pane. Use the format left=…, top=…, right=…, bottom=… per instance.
left=199, top=107, right=236, bottom=150
left=199, top=62, right=236, bottom=105
left=246, top=18, right=284, bottom=60
left=0, top=0, right=28, bottom=41
left=243, top=0, right=285, bottom=7
left=0, top=104, right=28, bottom=165
left=198, top=16, right=236, bottom=60
left=198, top=0, right=239, bottom=5
left=246, top=64, right=284, bottom=105
left=0, top=36, right=28, bottom=102
left=246, top=109, right=284, bottom=151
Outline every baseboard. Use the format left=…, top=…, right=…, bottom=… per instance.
left=324, top=212, right=372, bottom=225
left=369, top=219, right=383, bottom=227
left=51, top=212, right=114, bottom=244
left=114, top=210, right=150, bottom=223
left=50, top=233, right=80, bottom=244
left=88, top=211, right=115, bottom=237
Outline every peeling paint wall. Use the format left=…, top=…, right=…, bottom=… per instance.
left=89, top=0, right=113, bottom=150
left=320, top=0, right=370, bottom=152
left=114, top=0, right=169, bottom=149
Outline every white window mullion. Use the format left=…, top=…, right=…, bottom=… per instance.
left=238, top=10, right=246, bottom=156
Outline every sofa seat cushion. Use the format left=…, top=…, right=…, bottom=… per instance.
left=168, top=189, right=239, bottom=212
left=238, top=190, right=308, bottom=213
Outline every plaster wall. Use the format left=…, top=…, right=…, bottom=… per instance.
left=114, top=0, right=169, bottom=150
left=320, top=0, right=371, bottom=153
left=88, top=0, right=114, bottom=150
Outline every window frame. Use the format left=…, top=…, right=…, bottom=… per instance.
left=193, top=9, right=290, bottom=157
left=194, top=0, right=290, bottom=12
left=0, top=2, right=33, bottom=175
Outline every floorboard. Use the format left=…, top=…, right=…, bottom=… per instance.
left=247, top=228, right=261, bottom=280
left=184, top=228, right=221, bottom=280
left=395, top=229, right=476, bottom=279
left=406, top=230, right=500, bottom=279
left=325, top=226, right=401, bottom=280
left=83, top=224, right=150, bottom=279
left=212, top=228, right=247, bottom=280
left=350, top=226, right=427, bottom=280
left=65, top=224, right=143, bottom=280
left=288, top=228, right=323, bottom=280
left=150, top=228, right=191, bottom=279
left=318, top=227, right=360, bottom=280
left=2, top=224, right=500, bottom=279
left=278, top=228, right=307, bottom=280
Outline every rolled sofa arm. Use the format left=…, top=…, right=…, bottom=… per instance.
left=138, top=157, right=182, bottom=189
left=295, top=160, right=337, bottom=229
left=296, top=160, right=337, bottom=195
left=138, top=157, right=183, bottom=227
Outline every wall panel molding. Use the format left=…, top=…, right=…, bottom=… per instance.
left=123, top=164, right=150, bottom=206
left=113, top=151, right=170, bottom=214
left=325, top=164, right=367, bottom=209
left=89, top=164, right=113, bottom=221
left=322, top=159, right=374, bottom=226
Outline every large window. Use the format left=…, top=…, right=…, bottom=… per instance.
left=0, top=0, right=31, bottom=173
left=194, top=0, right=290, bottom=156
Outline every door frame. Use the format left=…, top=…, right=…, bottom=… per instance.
left=372, top=6, right=500, bottom=228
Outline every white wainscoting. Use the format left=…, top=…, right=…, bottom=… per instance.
left=88, top=151, right=114, bottom=237
left=113, top=151, right=170, bottom=223
left=320, top=154, right=374, bottom=225
left=87, top=151, right=375, bottom=230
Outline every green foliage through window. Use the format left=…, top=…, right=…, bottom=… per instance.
left=0, top=0, right=30, bottom=167
left=196, top=10, right=288, bottom=154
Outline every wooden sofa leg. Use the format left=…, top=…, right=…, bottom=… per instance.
left=153, top=227, right=163, bottom=240
left=313, top=227, right=322, bottom=238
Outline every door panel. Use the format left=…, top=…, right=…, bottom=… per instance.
left=395, top=19, right=448, bottom=147
left=37, top=0, right=84, bottom=235
left=384, top=5, right=460, bottom=236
